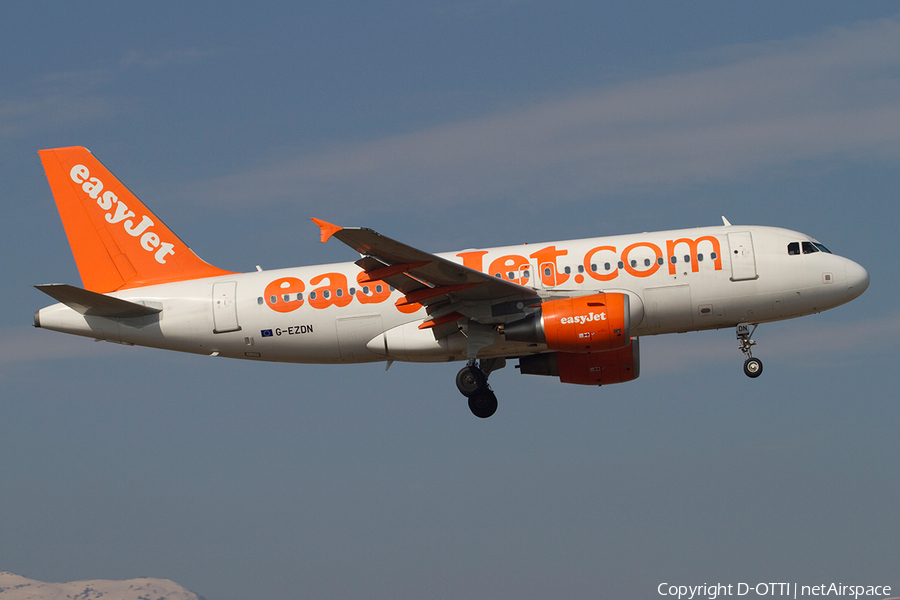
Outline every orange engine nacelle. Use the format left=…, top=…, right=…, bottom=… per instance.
left=518, top=339, right=641, bottom=386
left=504, top=293, right=631, bottom=353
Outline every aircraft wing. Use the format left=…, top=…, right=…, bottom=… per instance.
left=312, top=218, right=539, bottom=330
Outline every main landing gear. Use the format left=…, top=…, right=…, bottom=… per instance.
left=456, top=359, right=504, bottom=418
left=737, top=322, right=763, bottom=378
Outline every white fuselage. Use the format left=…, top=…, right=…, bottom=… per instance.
left=35, top=225, right=869, bottom=364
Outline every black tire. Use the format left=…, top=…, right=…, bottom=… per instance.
left=456, top=365, right=487, bottom=397
left=743, top=357, right=763, bottom=378
left=468, top=389, right=498, bottom=418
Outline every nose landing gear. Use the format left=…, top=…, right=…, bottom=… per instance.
left=456, top=359, right=504, bottom=418
left=737, top=322, right=763, bottom=378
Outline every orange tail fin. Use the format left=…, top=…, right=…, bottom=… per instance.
left=39, top=146, right=234, bottom=293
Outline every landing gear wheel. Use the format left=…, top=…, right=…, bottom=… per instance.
left=736, top=323, right=763, bottom=379
left=743, top=357, right=763, bottom=378
left=456, top=365, right=487, bottom=397
left=468, top=389, right=498, bottom=418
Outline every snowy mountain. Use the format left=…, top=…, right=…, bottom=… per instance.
left=0, top=572, right=203, bottom=600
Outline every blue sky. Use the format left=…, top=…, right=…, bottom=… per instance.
left=2, top=3, right=899, bottom=599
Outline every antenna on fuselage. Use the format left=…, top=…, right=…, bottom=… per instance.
left=721, top=216, right=732, bottom=226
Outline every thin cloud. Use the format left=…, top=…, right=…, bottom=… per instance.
left=0, top=48, right=216, bottom=140
left=0, top=69, right=112, bottom=139
left=187, top=16, right=900, bottom=209
left=0, top=95, right=110, bottom=139
left=119, top=48, right=218, bottom=70
left=0, top=327, right=122, bottom=367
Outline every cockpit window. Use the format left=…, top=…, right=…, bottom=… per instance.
left=789, top=241, right=833, bottom=255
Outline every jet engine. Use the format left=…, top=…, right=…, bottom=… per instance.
left=518, top=339, right=641, bottom=386
left=504, top=293, right=631, bottom=353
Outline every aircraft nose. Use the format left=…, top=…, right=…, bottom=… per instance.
left=845, top=259, right=869, bottom=301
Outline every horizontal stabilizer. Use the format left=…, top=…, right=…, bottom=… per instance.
left=35, top=284, right=162, bottom=318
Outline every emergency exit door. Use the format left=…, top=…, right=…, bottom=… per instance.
left=213, top=281, right=241, bottom=333
left=727, top=232, right=758, bottom=281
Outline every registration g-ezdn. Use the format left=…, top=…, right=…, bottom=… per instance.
left=34, top=147, right=869, bottom=417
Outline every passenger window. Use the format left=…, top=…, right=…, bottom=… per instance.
left=644, top=258, right=651, bottom=267
left=788, top=242, right=800, bottom=255
left=698, top=254, right=704, bottom=262
left=657, top=257, right=664, bottom=265
left=802, top=241, right=818, bottom=254
left=710, top=252, right=717, bottom=260
left=684, top=255, right=690, bottom=264
left=257, top=297, right=264, bottom=305
left=564, top=266, right=571, bottom=275
left=670, top=256, right=677, bottom=264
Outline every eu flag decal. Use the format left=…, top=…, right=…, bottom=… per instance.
left=261, top=329, right=274, bottom=337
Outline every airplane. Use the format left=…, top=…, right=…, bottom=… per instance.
left=33, top=146, right=870, bottom=418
